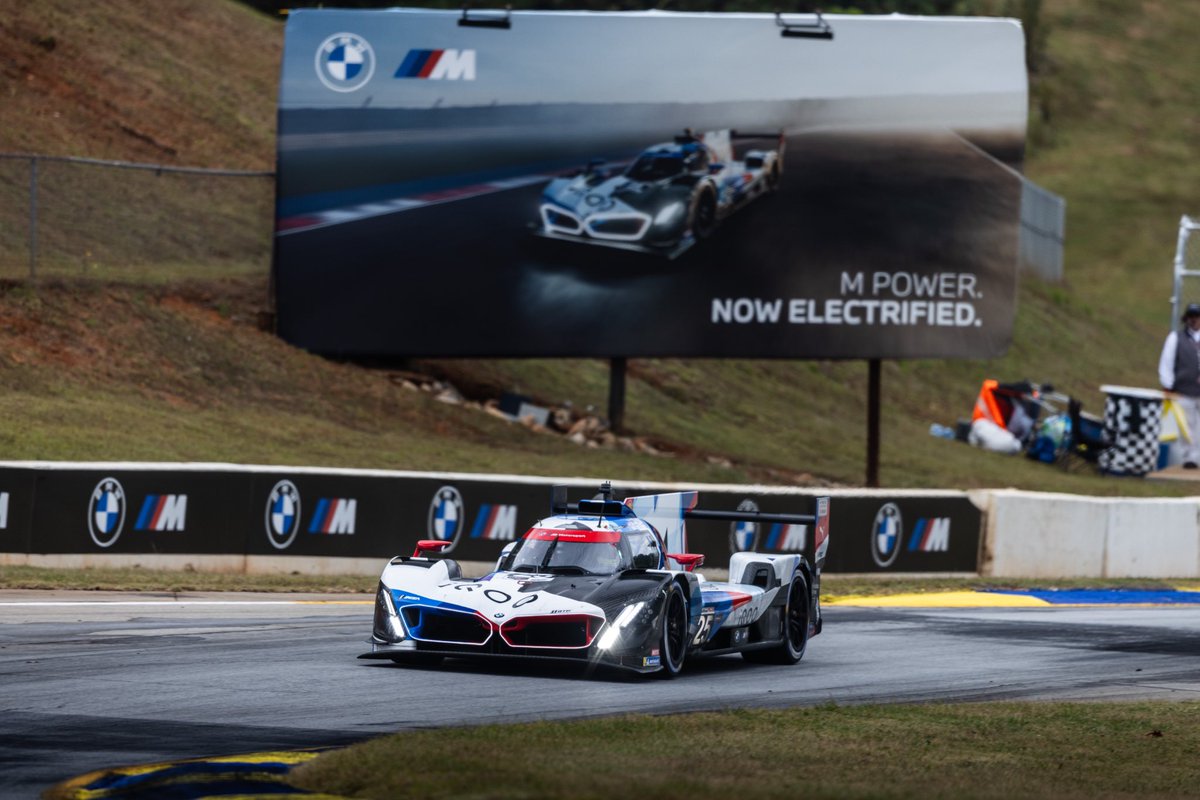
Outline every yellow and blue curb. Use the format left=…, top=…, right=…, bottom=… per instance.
left=827, top=587, right=1200, bottom=608
left=46, top=749, right=347, bottom=800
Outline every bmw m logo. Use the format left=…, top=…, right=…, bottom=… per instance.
left=428, top=485, right=464, bottom=553
left=266, top=480, right=302, bottom=550
left=88, top=477, right=126, bottom=549
left=315, top=32, right=375, bottom=93
left=871, top=502, right=903, bottom=568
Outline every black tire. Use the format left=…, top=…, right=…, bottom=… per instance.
left=657, top=582, right=688, bottom=677
left=743, top=573, right=809, bottom=665
left=689, top=186, right=718, bottom=240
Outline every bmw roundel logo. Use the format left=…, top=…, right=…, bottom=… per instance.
left=728, top=498, right=759, bottom=553
left=265, top=479, right=302, bottom=550
left=871, top=502, right=903, bottom=568
left=428, top=486, right=464, bottom=553
left=314, top=32, right=375, bottom=93
left=88, top=477, right=126, bottom=549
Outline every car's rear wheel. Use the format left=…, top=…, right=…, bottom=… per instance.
left=657, top=582, right=688, bottom=677
left=743, top=572, right=809, bottom=665
left=690, top=187, right=718, bottom=240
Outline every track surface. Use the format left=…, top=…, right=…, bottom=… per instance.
left=4, top=591, right=1200, bottom=798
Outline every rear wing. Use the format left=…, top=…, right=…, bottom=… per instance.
left=551, top=484, right=829, bottom=570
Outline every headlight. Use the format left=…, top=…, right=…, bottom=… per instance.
left=373, top=585, right=407, bottom=643
left=654, top=202, right=684, bottom=226
left=596, top=601, right=646, bottom=650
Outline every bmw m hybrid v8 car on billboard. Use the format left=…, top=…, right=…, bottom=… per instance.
left=361, top=483, right=829, bottom=676
left=536, top=130, right=783, bottom=258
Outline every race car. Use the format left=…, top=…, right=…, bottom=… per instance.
left=361, top=483, right=828, bottom=676
left=535, top=130, right=783, bottom=258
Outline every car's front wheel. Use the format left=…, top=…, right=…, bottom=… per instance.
left=657, top=582, right=688, bottom=677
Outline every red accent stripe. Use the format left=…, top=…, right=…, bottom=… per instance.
left=483, top=505, right=502, bottom=540
left=149, top=495, right=169, bottom=530
left=525, top=528, right=621, bottom=543
left=320, top=500, right=339, bottom=534
left=417, top=50, right=442, bottom=78
left=728, top=591, right=753, bottom=609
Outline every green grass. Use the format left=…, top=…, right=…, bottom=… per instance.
left=290, top=703, right=1200, bottom=799
left=2, top=1, right=1200, bottom=495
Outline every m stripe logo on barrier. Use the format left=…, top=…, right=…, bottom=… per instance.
left=309, top=498, right=357, bottom=535
left=134, top=494, right=187, bottom=532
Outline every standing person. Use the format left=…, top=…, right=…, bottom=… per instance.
left=1159, top=303, right=1200, bottom=468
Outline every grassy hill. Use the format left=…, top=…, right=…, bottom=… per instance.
left=0, top=0, right=1197, bottom=496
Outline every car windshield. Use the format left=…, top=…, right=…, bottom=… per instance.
left=509, top=528, right=628, bottom=575
left=626, top=153, right=684, bottom=182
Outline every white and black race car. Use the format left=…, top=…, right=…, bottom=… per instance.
left=536, top=130, right=783, bottom=259
left=361, top=483, right=828, bottom=676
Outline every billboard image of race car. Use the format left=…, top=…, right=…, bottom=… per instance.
left=361, top=483, right=828, bottom=676
left=536, top=130, right=783, bottom=259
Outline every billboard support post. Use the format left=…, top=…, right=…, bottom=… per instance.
left=608, top=357, right=627, bottom=434
left=867, top=358, right=881, bottom=488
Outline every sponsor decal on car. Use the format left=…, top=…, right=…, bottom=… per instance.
left=314, top=32, right=375, bottom=92
left=871, top=502, right=903, bottom=568
left=908, top=517, right=950, bottom=552
left=309, top=498, right=357, bottom=535
left=394, top=49, right=476, bottom=81
left=88, top=477, right=126, bottom=548
left=428, top=486, right=465, bottom=552
left=265, top=480, right=302, bottom=550
left=134, top=494, right=187, bottom=532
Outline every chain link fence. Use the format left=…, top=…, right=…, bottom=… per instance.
left=0, top=154, right=274, bottom=283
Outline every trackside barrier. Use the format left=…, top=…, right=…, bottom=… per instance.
left=980, top=490, right=1200, bottom=578
left=0, top=462, right=980, bottom=575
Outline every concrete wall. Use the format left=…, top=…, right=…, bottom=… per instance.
left=981, top=490, right=1200, bottom=578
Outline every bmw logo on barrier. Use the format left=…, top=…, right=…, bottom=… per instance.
left=871, top=502, right=903, bottom=568
left=315, top=32, right=375, bottom=93
left=266, top=480, right=302, bottom=550
left=728, top=498, right=759, bottom=553
left=428, top=485, right=464, bottom=553
left=88, top=477, right=126, bottom=548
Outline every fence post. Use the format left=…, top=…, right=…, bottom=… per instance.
left=28, top=156, right=38, bottom=281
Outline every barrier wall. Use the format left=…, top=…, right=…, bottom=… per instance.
left=0, top=463, right=981, bottom=575
left=981, top=490, right=1200, bottom=578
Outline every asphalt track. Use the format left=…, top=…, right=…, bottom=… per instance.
left=4, top=591, right=1200, bottom=798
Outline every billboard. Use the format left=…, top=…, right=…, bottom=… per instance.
left=274, top=9, right=1027, bottom=359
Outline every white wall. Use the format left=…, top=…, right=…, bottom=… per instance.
left=981, top=490, right=1200, bottom=578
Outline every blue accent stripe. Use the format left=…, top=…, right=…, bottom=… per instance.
left=908, top=518, right=927, bottom=551
left=135, top=496, right=157, bottom=530
left=309, top=498, right=329, bottom=533
left=397, top=49, right=433, bottom=78
left=470, top=504, right=491, bottom=538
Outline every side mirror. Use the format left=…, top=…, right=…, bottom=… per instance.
left=667, top=553, right=704, bottom=572
left=412, top=540, right=453, bottom=558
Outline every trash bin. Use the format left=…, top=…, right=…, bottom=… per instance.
left=1097, top=385, right=1164, bottom=476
